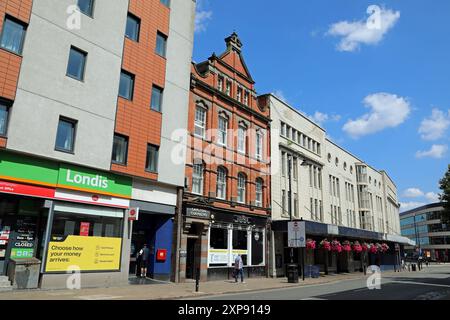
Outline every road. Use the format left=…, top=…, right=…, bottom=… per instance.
left=189, top=264, right=450, bottom=300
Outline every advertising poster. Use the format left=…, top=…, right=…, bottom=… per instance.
left=80, top=222, right=90, bottom=236
left=45, top=235, right=122, bottom=272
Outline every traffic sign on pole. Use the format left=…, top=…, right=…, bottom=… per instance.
left=288, top=221, right=306, bottom=248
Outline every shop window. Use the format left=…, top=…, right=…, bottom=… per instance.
left=0, top=16, right=27, bottom=55
left=252, top=231, right=264, bottom=265
left=52, top=212, right=122, bottom=238
left=210, top=227, right=228, bottom=249
left=232, top=229, right=247, bottom=250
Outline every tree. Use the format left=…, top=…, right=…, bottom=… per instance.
left=439, top=164, right=450, bottom=223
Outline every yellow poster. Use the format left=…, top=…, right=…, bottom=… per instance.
left=45, top=235, right=122, bottom=272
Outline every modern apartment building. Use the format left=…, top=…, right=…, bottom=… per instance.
left=0, top=0, right=195, bottom=289
left=401, top=203, right=450, bottom=262
left=263, top=94, right=410, bottom=277
left=177, top=33, right=271, bottom=282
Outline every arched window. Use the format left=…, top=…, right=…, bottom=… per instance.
left=255, top=178, right=264, bottom=207
left=218, top=114, right=228, bottom=146
left=237, top=173, right=246, bottom=204
left=216, top=166, right=227, bottom=200
left=237, top=124, right=247, bottom=154
left=192, top=161, right=204, bottom=195
left=194, top=105, right=207, bottom=138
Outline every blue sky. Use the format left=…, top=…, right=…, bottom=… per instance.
left=193, top=0, right=450, bottom=212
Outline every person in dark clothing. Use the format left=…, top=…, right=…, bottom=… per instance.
left=138, top=244, right=150, bottom=278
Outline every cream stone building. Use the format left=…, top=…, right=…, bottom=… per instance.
left=260, top=94, right=411, bottom=277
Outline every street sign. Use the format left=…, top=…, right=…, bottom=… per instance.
left=127, top=207, right=139, bottom=221
left=288, top=221, right=306, bottom=248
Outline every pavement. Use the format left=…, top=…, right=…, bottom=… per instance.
left=0, top=264, right=448, bottom=300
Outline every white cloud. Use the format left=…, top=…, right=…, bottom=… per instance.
left=343, top=93, right=411, bottom=138
left=327, top=7, right=400, bottom=52
left=309, top=111, right=341, bottom=126
left=425, top=192, right=440, bottom=202
left=195, top=0, right=213, bottom=33
left=400, top=202, right=426, bottom=213
left=403, top=188, right=424, bottom=198
left=418, top=108, right=450, bottom=141
left=416, top=144, right=448, bottom=159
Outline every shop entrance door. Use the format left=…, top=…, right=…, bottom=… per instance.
left=186, top=238, right=200, bottom=279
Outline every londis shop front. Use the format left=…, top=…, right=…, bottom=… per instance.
left=0, top=151, right=133, bottom=289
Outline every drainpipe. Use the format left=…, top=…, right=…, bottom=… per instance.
left=173, top=186, right=184, bottom=283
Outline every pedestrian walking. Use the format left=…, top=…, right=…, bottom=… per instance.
left=138, top=244, right=150, bottom=278
left=234, top=254, right=244, bottom=283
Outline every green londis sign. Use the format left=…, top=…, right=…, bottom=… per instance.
left=58, top=164, right=132, bottom=198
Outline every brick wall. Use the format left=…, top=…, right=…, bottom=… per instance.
left=112, top=0, right=170, bottom=180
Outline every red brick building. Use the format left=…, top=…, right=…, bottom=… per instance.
left=178, top=33, right=271, bottom=281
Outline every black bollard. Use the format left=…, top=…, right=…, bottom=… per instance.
left=195, top=268, right=200, bottom=292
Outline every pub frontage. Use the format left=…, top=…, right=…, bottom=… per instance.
left=270, top=220, right=415, bottom=278
left=177, top=203, right=269, bottom=282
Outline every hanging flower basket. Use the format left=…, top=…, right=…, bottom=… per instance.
left=320, top=239, right=331, bottom=251
left=342, top=240, right=352, bottom=252
left=369, top=243, right=378, bottom=254
left=306, top=239, right=316, bottom=250
left=331, top=240, right=342, bottom=253
left=352, top=241, right=363, bottom=253
left=361, top=243, right=369, bottom=252
left=381, top=243, right=389, bottom=253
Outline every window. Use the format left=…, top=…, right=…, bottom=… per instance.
left=286, top=126, right=291, bottom=139
left=112, top=134, right=128, bottom=165
left=55, top=117, right=76, bottom=152
left=218, top=115, right=228, bottom=146
left=281, top=152, right=286, bottom=176
left=66, top=47, right=87, bottom=81
left=282, top=190, right=286, bottom=215
left=125, top=14, right=140, bottom=41
left=119, top=70, right=134, bottom=100
left=0, top=17, right=27, bottom=54
left=225, top=81, right=231, bottom=96
left=237, top=125, right=246, bottom=154
left=243, top=91, right=249, bottom=105
left=281, top=122, right=286, bottom=136
left=293, top=158, right=298, bottom=180
left=317, top=143, right=321, bottom=155
left=192, top=162, right=204, bottom=195
left=236, top=87, right=242, bottom=102
left=237, top=173, right=246, bottom=204
left=0, top=103, right=9, bottom=136
left=145, top=144, right=159, bottom=172
left=155, top=32, right=167, bottom=57
left=252, top=230, right=264, bottom=265
left=255, top=178, right=263, bottom=207
left=309, top=165, right=313, bottom=187
left=216, top=167, right=227, bottom=200
left=318, top=168, right=322, bottom=189
left=210, top=227, right=227, bottom=250
left=310, top=198, right=314, bottom=220
left=151, top=85, right=163, bottom=112
left=217, top=76, right=224, bottom=91
left=78, top=0, right=94, bottom=16
left=194, top=106, right=206, bottom=138
left=256, top=130, right=263, bottom=160
left=160, top=0, right=170, bottom=7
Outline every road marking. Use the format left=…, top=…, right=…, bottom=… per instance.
left=300, top=297, right=326, bottom=300
left=390, top=281, right=450, bottom=288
